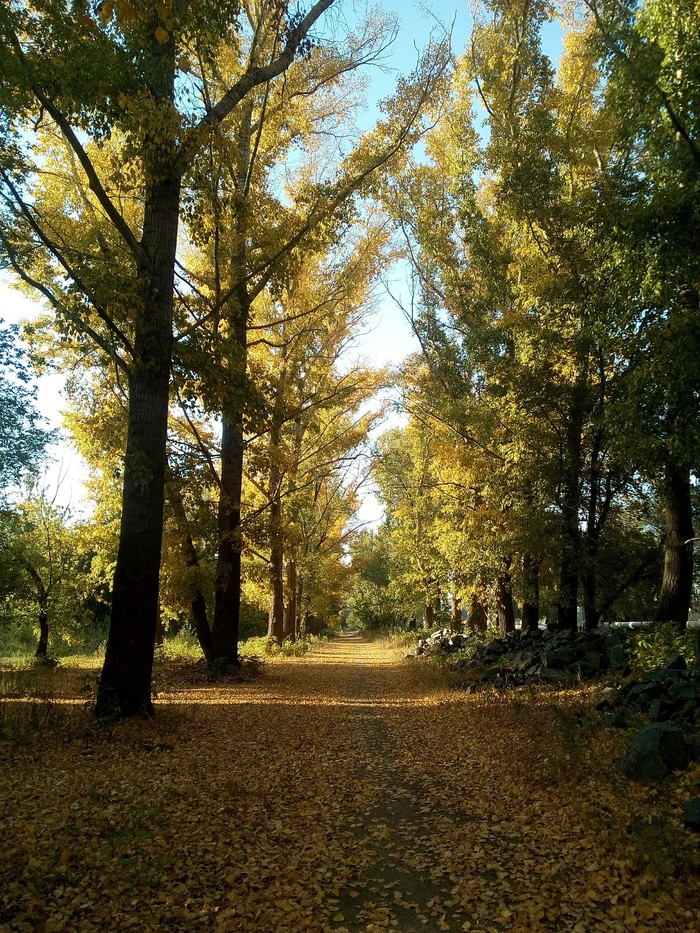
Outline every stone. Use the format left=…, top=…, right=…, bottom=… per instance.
left=618, top=724, right=690, bottom=782
left=667, top=677, right=698, bottom=702
left=648, top=698, right=682, bottom=722
left=646, top=668, right=670, bottom=683
left=688, top=734, right=700, bottom=762
left=683, top=797, right=700, bottom=832
left=544, top=647, right=577, bottom=669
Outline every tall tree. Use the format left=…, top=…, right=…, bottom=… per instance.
left=175, top=17, right=450, bottom=663
left=589, top=0, right=700, bottom=628
left=0, top=0, right=340, bottom=714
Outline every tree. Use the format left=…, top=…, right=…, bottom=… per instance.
left=588, top=0, right=700, bottom=628
left=172, top=15, right=450, bottom=662
left=380, top=0, right=678, bottom=633
left=0, top=480, right=87, bottom=658
left=373, top=422, right=451, bottom=628
left=0, top=319, right=52, bottom=497
left=0, top=0, right=341, bottom=715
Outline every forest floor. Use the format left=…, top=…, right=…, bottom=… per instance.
left=1, top=634, right=699, bottom=932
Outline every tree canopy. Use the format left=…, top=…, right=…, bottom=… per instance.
left=0, top=0, right=698, bottom=706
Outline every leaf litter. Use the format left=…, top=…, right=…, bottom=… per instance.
left=1, top=635, right=699, bottom=931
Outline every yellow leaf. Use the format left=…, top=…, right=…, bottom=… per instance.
left=115, top=0, right=137, bottom=22
left=96, top=0, right=113, bottom=25
left=155, top=25, right=169, bottom=44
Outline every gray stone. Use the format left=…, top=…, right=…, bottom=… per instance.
left=584, top=651, right=604, bottom=671
left=688, top=734, right=700, bottom=762
left=544, top=647, right=577, bottom=668
left=683, top=797, right=700, bottom=832
left=666, top=677, right=698, bottom=702
left=618, top=724, right=690, bottom=782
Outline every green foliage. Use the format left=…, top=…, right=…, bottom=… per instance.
left=0, top=320, right=53, bottom=497
left=237, top=633, right=329, bottom=658
left=628, top=622, right=697, bottom=675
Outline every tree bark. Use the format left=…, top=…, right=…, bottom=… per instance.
left=467, top=594, right=488, bottom=633
left=452, top=594, right=462, bottom=632
left=267, top=491, right=285, bottom=643
left=284, top=560, right=297, bottom=642
left=24, top=561, right=49, bottom=658
left=267, top=358, right=288, bottom=643
left=654, top=285, right=698, bottom=631
left=520, top=554, right=540, bottom=631
left=496, top=574, right=515, bottom=636
left=96, top=173, right=180, bottom=717
left=35, top=607, right=49, bottom=659
left=166, top=474, right=212, bottom=660
left=655, top=460, right=694, bottom=630
left=210, top=407, right=245, bottom=661
left=557, top=373, right=587, bottom=630
left=424, top=601, right=435, bottom=630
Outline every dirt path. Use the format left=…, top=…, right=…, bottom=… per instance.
left=1, top=636, right=699, bottom=931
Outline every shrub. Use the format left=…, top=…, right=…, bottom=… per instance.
left=629, top=622, right=696, bottom=675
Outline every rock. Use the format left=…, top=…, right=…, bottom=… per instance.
left=688, top=734, right=700, bottom=762
left=683, top=798, right=700, bottom=832
left=618, top=724, right=690, bottom=782
left=628, top=681, right=663, bottom=708
left=596, top=686, right=618, bottom=704
left=666, top=677, right=698, bottom=702
left=666, top=652, right=687, bottom=671
left=648, top=698, right=682, bottom=722
left=544, top=647, right=577, bottom=669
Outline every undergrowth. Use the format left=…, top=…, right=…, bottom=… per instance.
left=629, top=622, right=697, bottom=675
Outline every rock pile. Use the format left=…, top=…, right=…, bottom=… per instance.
left=598, top=653, right=700, bottom=726
left=414, top=626, right=630, bottom=689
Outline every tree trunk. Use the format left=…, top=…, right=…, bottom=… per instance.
left=96, top=173, right=180, bottom=717
left=284, top=560, right=297, bottom=642
left=452, top=595, right=462, bottom=632
left=155, top=611, right=165, bottom=649
left=210, top=409, right=245, bottom=661
left=424, top=601, right=434, bottom=630
left=496, top=575, right=515, bottom=636
left=467, top=594, right=488, bottom=633
left=267, top=359, right=288, bottom=643
left=557, top=373, right=587, bottom=630
left=521, top=554, right=540, bottom=631
left=35, top=606, right=49, bottom=659
left=656, top=460, right=694, bottom=630
left=267, top=491, right=285, bottom=643
left=582, top=574, right=602, bottom=630
left=165, top=474, right=212, bottom=660
left=24, top=561, right=49, bottom=659
left=654, top=286, right=698, bottom=631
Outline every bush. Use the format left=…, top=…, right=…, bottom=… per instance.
left=238, top=634, right=329, bottom=658
left=158, top=630, right=203, bottom=662
left=629, top=622, right=696, bottom=675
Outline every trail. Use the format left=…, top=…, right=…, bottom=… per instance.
left=1, top=636, right=699, bottom=932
